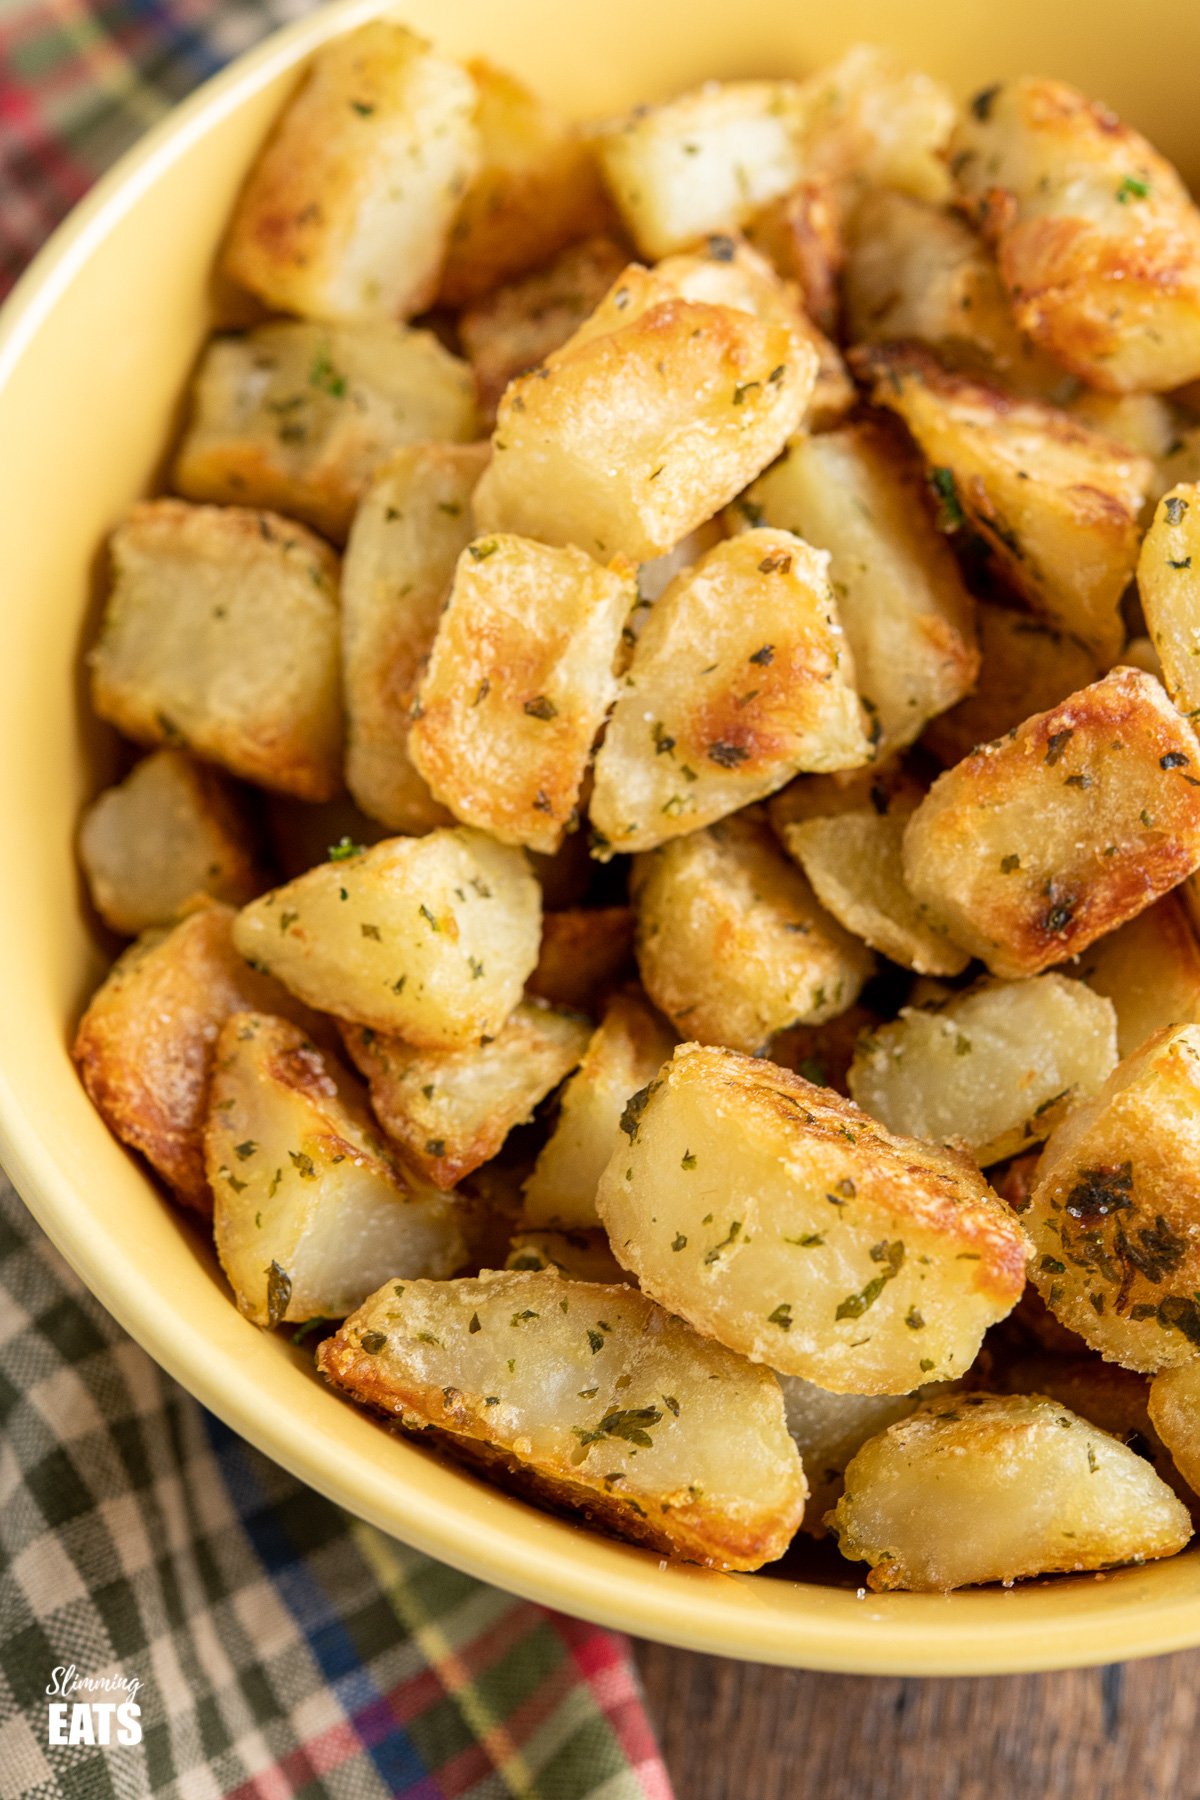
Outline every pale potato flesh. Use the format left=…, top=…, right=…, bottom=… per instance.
left=90, top=500, right=343, bottom=801
left=1026, top=1026, right=1200, bottom=1372
left=317, top=1270, right=806, bottom=1569
left=72, top=905, right=324, bottom=1213
left=339, top=998, right=589, bottom=1189
left=791, top=46, right=955, bottom=208
left=854, top=341, right=1151, bottom=660
left=737, top=422, right=979, bottom=756
left=232, top=829, right=540, bottom=1048
left=596, top=1044, right=1031, bottom=1394
left=828, top=1392, right=1191, bottom=1591
left=341, top=443, right=488, bottom=835
left=783, top=810, right=970, bottom=977
left=410, top=534, right=634, bottom=854
left=504, top=1230, right=628, bottom=1284
left=921, top=604, right=1100, bottom=768
left=590, top=530, right=869, bottom=855
left=903, top=669, right=1200, bottom=979
left=523, top=991, right=675, bottom=1229
left=1137, top=484, right=1200, bottom=721
left=78, top=749, right=263, bottom=935
left=632, top=816, right=874, bottom=1054
left=174, top=319, right=477, bottom=543
left=776, top=1374, right=924, bottom=1538
left=848, top=976, right=1118, bottom=1166
left=950, top=77, right=1200, bottom=393
left=222, top=21, right=480, bottom=322
left=1079, top=895, right=1200, bottom=1058
left=1148, top=1361, right=1200, bottom=1499
left=208, top=1013, right=465, bottom=1326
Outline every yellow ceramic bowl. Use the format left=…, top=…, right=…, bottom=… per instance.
left=6, top=0, right=1200, bottom=1675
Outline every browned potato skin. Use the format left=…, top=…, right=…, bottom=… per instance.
left=338, top=999, right=589, bottom=1189
left=437, top=59, right=614, bottom=307
left=72, top=904, right=322, bottom=1213
left=318, top=1272, right=805, bottom=1570
left=921, top=604, right=1100, bottom=768
left=745, top=180, right=843, bottom=336
left=1026, top=1026, right=1200, bottom=1372
left=458, top=237, right=630, bottom=423
left=221, top=23, right=478, bottom=323
left=409, top=535, right=634, bottom=855
left=527, top=908, right=635, bottom=1013
left=951, top=78, right=1200, bottom=394
left=852, top=341, right=1150, bottom=660
left=903, top=669, right=1200, bottom=979
left=632, top=815, right=874, bottom=1054
left=90, top=501, right=343, bottom=802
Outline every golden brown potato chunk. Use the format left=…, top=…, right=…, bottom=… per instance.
left=853, top=342, right=1151, bottom=660
left=90, top=500, right=342, bottom=802
left=1026, top=1026, right=1200, bottom=1372
left=504, top=1230, right=627, bottom=1284
left=526, top=907, right=635, bottom=1013
left=632, top=816, right=874, bottom=1054
left=736, top=421, right=979, bottom=757
left=844, top=191, right=1069, bottom=397
left=523, top=990, right=675, bottom=1229
left=848, top=975, right=1118, bottom=1166
left=232, top=829, right=540, bottom=1048
left=1068, top=391, right=1176, bottom=463
left=1080, top=895, right=1200, bottom=1058
left=78, top=749, right=263, bottom=935
left=791, top=45, right=955, bottom=209
left=222, top=22, right=479, bottom=322
left=409, top=535, right=634, bottom=854
left=950, top=77, right=1200, bottom=393
left=437, top=59, right=611, bottom=306
left=903, top=669, right=1200, bottom=979
left=595, top=81, right=808, bottom=260
left=744, top=178, right=843, bottom=337
left=458, top=237, right=630, bottom=423
left=783, top=809, right=970, bottom=976
left=208, top=1013, right=465, bottom=1326
left=828, top=1392, right=1191, bottom=1591
left=471, top=276, right=812, bottom=561
left=341, top=443, right=488, bottom=835
left=174, top=320, right=477, bottom=543
left=1149, top=1361, right=1200, bottom=1499
left=318, top=1271, right=806, bottom=1569
left=1137, top=485, right=1200, bottom=721
left=777, top=1375, right=926, bottom=1539
left=72, top=904, right=321, bottom=1212
left=920, top=604, right=1100, bottom=768
left=590, top=531, right=868, bottom=854
left=339, top=999, right=588, bottom=1189
left=767, top=758, right=924, bottom=835
left=596, top=1044, right=1030, bottom=1394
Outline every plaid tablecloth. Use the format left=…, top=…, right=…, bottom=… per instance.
left=0, top=5, right=674, bottom=1795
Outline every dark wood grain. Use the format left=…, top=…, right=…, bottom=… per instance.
left=636, top=1642, right=1200, bottom=1800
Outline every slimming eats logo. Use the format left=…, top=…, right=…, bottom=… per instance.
left=45, top=1666, right=143, bottom=1747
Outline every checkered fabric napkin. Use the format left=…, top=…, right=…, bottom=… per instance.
left=0, top=4, right=674, bottom=1794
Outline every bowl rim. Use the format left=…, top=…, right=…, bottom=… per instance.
left=6, top=0, right=1200, bottom=1676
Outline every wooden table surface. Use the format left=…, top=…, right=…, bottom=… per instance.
left=634, top=1640, right=1200, bottom=1798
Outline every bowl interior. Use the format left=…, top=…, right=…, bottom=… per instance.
left=4, top=0, right=1200, bottom=1673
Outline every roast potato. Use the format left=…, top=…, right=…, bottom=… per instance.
left=921, top=603, right=1100, bottom=768
left=339, top=998, right=589, bottom=1189
left=1148, top=1361, right=1200, bottom=1500
left=902, top=669, right=1200, bottom=979
left=1079, top=894, right=1200, bottom=1057
left=632, top=815, right=874, bottom=1053
left=504, top=1230, right=627, bottom=1284
left=527, top=907, right=636, bottom=1013
left=828, top=1391, right=1191, bottom=1590
left=222, top=21, right=479, bottom=322
left=776, top=1375, right=925, bottom=1539
left=78, top=749, right=263, bottom=935
left=410, top=534, right=634, bottom=854
left=91, top=500, right=342, bottom=802
left=847, top=975, right=1118, bottom=1166
left=318, top=1270, right=807, bottom=1569
left=596, top=1043, right=1030, bottom=1394
left=523, top=990, right=675, bottom=1229
left=208, top=1012, right=465, bottom=1326
left=232, top=829, right=541, bottom=1048
left=1137, top=484, right=1200, bottom=721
